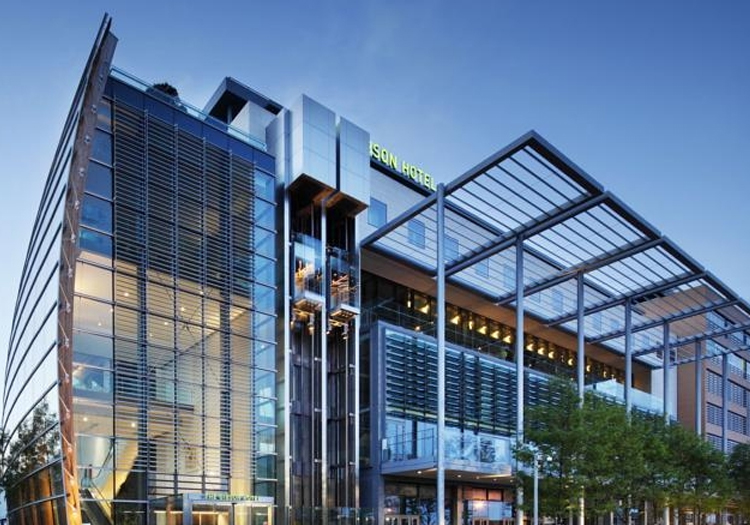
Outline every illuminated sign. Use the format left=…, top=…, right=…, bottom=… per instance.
left=370, top=142, right=436, bottom=192
left=200, top=493, right=274, bottom=503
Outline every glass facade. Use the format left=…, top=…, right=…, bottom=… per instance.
left=66, top=77, right=279, bottom=523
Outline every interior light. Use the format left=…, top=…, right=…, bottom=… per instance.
left=478, top=325, right=487, bottom=335
left=123, top=292, right=130, bottom=297
left=490, top=330, right=500, bottom=339
left=451, top=315, right=461, bottom=325
left=503, top=335, right=512, bottom=344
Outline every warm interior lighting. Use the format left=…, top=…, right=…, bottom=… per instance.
left=419, top=304, right=430, bottom=314
left=567, top=358, right=574, bottom=366
left=451, top=315, right=461, bottom=325
left=490, top=330, right=500, bottom=339
left=478, top=325, right=487, bottom=335
left=503, top=334, right=512, bottom=344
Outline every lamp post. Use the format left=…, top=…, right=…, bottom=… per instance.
left=533, top=451, right=540, bottom=525
left=533, top=450, right=551, bottom=525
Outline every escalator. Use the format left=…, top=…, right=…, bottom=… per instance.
left=80, top=487, right=112, bottom=525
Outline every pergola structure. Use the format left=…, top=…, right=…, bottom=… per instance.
left=361, top=130, right=750, bottom=525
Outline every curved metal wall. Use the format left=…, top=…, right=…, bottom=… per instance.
left=1, top=16, right=116, bottom=525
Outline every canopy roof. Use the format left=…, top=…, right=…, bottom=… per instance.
left=362, top=131, right=750, bottom=368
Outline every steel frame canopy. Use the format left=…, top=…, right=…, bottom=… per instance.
left=361, top=131, right=750, bottom=368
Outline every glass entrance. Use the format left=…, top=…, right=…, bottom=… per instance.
left=191, top=504, right=232, bottom=525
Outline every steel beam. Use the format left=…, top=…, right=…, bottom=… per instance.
left=547, top=272, right=706, bottom=327
left=634, top=321, right=750, bottom=357
left=589, top=300, right=740, bottom=345
left=446, top=193, right=609, bottom=278
left=495, top=237, right=661, bottom=306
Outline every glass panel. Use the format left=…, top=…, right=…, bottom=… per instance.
left=91, top=129, right=112, bottom=165
left=81, top=194, right=112, bottom=232
left=85, top=161, right=112, bottom=199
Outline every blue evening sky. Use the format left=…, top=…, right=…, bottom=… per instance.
left=1, top=1, right=749, bottom=371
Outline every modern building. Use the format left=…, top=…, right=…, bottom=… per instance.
left=2, top=15, right=749, bottom=525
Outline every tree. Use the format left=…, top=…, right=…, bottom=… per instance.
left=729, top=443, right=750, bottom=520
left=516, top=378, right=733, bottom=525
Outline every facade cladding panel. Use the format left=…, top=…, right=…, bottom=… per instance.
left=4, top=16, right=750, bottom=525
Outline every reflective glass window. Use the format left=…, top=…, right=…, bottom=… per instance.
left=85, top=161, right=112, bottom=199
left=445, top=236, right=459, bottom=263
left=91, top=129, right=112, bottom=165
left=255, top=172, right=275, bottom=201
left=369, top=198, right=387, bottom=228
left=81, top=194, right=112, bottom=232
left=96, top=99, right=112, bottom=132
left=407, top=219, right=425, bottom=249
left=475, top=259, right=489, bottom=279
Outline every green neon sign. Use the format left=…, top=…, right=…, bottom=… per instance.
left=370, top=142, right=436, bottom=192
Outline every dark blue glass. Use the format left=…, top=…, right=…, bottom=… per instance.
left=255, top=151, right=274, bottom=172
left=145, top=95, right=174, bottom=125
left=91, top=130, right=112, bottom=165
left=113, top=80, right=144, bottom=109
left=81, top=195, right=112, bottom=232
left=79, top=228, right=112, bottom=256
left=175, top=111, right=202, bottom=137
left=85, top=161, right=112, bottom=199
left=368, top=198, right=387, bottom=227
left=408, top=219, right=425, bottom=249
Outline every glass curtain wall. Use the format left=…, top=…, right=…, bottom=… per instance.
left=71, top=77, right=278, bottom=524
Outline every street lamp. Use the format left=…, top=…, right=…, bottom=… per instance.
left=533, top=450, right=552, bottom=525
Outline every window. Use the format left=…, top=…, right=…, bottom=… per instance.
left=728, top=411, right=747, bottom=435
left=502, top=264, right=514, bottom=290
left=707, top=403, right=723, bottom=426
left=85, top=161, right=112, bottom=199
left=475, top=259, right=489, bottom=279
left=592, top=312, right=602, bottom=332
left=707, top=371, right=722, bottom=396
left=551, top=290, right=564, bottom=313
left=368, top=198, right=387, bottom=227
left=445, top=236, right=459, bottom=263
left=81, top=194, right=112, bottom=232
left=407, top=219, right=425, bottom=249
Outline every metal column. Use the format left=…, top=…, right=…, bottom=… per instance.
left=624, top=299, right=633, bottom=414
left=663, top=323, right=671, bottom=421
left=722, top=354, right=729, bottom=453
left=576, top=273, right=585, bottom=400
left=576, top=274, right=585, bottom=525
left=321, top=203, right=328, bottom=521
left=515, top=236, right=525, bottom=525
left=695, top=341, right=703, bottom=436
left=436, top=184, right=447, bottom=525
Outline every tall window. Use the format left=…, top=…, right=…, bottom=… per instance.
left=408, top=219, right=426, bottom=249
left=369, top=198, right=387, bottom=227
left=445, top=235, right=459, bottom=263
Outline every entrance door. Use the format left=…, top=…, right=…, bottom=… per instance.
left=385, top=515, right=419, bottom=525
left=191, top=504, right=232, bottom=525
